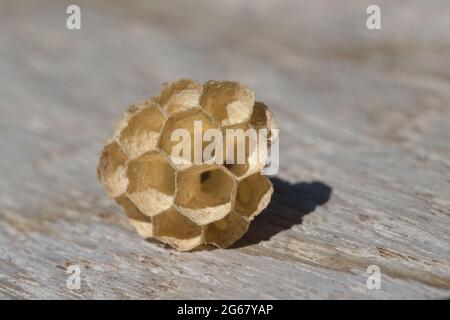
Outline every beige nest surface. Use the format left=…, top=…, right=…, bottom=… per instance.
left=98, top=79, right=278, bottom=251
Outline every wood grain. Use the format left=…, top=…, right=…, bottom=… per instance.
left=0, top=0, right=449, bottom=299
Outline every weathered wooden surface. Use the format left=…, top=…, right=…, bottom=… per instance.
left=1, top=0, right=449, bottom=299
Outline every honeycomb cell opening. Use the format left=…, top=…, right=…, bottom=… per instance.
left=126, top=152, right=175, bottom=217
left=159, top=109, right=218, bottom=168
left=249, top=101, right=278, bottom=144
left=205, top=210, right=249, bottom=248
left=153, top=207, right=203, bottom=251
left=158, top=79, right=202, bottom=115
left=116, top=196, right=153, bottom=238
left=97, top=142, right=128, bottom=198
left=200, top=81, right=254, bottom=126
left=221, top=123, right=264, bottom=178
left=118, top=103, right=165, bottom=159
left=235, top=173, right=273, bottom=220
left=175, top=165, right=235, bottom=225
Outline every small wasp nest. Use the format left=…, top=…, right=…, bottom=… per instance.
left=97, top=79, right=278, bottom=251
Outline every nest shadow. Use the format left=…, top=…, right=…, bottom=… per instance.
left=232, top=177, right=332, bottom=248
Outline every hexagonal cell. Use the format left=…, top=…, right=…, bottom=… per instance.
left=116, top=195, right=153, bottom=238
left=153, top=207, right=203, bottom=251
left=157, top=79, right=202, bottom=115
left=235, top=173, right=273, bottom=221
left=112, top=102, right=147, bottom=140
left=97, top=141, right=128, bottom=198
left=221, top=122, right=266, bottom=179
left=200, top=80, right=254, bottom=126
left=175, top=164, right=236, bottom=225
left=118, top=102, right=166, bottom=159
left=249, top=101, right=279, bottom=144
left=205, top=210, right=249, bottom=248
left=126, top=151, right=175, bottom=217
left=159, top=109, right=218, bottom=168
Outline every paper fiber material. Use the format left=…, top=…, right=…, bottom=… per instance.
left=97, top=79, right=277, bottom=251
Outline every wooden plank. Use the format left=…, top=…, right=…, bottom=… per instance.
left=0, top=0, right=449, bottom=299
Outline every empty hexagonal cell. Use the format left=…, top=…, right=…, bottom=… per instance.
left=200, top=80, right=254, bottom=126
left=97, top=141, right=128, bottom=198
left=205, top=210, right=249, bottom=248
left=153, top=207, right=203, bottom=251
left=221, top=123, right=266, bottom=178
left=249, top=101, right=279, bottom=144
left=175, top=164, right=236, bottom=225
left=112, top=102, right=146, bottom=140
left=157, top=79, right=202, bottom=115
left=116, top=196, right=153, bottom=238
left=118, top=102, right=166, bottom=159
left=235, top=173, right=273, bottom=221
left=126, top=151, right=175, bottom=217
left=159, top=109, right=218, bottom=168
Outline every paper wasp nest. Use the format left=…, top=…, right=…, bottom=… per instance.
left=97, top=79, right=277, bottom=251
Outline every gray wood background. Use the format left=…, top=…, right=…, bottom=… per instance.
left=1, top=0, right=449, bottom=299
